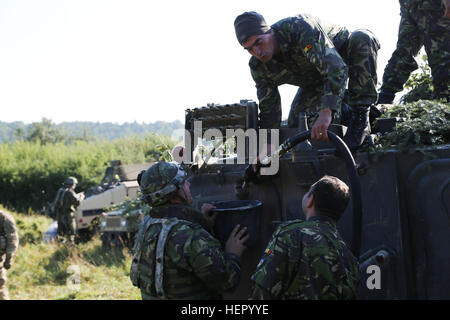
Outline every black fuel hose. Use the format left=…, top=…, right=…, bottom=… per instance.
left=280, top=130, right=363, bottom=259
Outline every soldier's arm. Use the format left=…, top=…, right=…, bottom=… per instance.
left=68, top=190, right=81, bottom=207
left=290, top=18, right=348, bottom=113
left=186, top=228, right=241, bottom=293
left=250, top=63, right=282, bottom=129
left=249, top=229, right=290, bottom=300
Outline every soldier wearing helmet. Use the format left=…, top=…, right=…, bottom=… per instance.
left=130, top=160, right=249, bottom=300
left=55, top=176, right=84, bottom=245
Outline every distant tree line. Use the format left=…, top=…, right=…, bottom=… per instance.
left=0, top=118, right=184, bottom=144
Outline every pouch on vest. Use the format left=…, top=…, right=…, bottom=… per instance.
left=130, top=215, right=153, bottom=288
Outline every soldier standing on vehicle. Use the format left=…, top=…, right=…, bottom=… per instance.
left=249, top=175, right=360, bottom=299
left=57, top=177, right=84, bottom=245
left=378, top=0, right=450, bottom=103
left=0, top=210, right=19, bottom=300
left=234, top=12, right=380, bottom=150
left=130, top=160, right=249, bottom=300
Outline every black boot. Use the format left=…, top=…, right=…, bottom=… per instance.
left=343, top=105, right=371, bottom=150
left=377, top=90, right=395, bottom=104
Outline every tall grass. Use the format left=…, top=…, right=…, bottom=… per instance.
left=0, top=134, right=175, bottom=212
left=5, top=207, right=140, bottom=300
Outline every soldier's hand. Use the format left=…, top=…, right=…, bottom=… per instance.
left=311, top=108, right=332, bottom=141
left=225, top=224, right=250, bottom=258
left=3, top=260, right=11, bottom=270
left=201, top=203, right=217, bottom=228
left=444, top=0, right=450, bottom=18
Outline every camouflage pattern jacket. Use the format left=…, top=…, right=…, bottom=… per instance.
left=59, top=188, right=81, bottom=219
left=0, top=211, right=19, bottom=263
left=400, top=0, right=445, bottom=12
left=250, top=216, right=360, bottom=299
left=249, top=14, right=350, bottom=128
left=131, top=204, right=241, bottom=300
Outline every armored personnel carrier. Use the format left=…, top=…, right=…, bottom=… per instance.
left=182, top=99, right=450, bottom=300
left=74, top=161, right=152, bottom=241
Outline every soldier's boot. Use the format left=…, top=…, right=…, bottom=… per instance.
left=343, top=105, right=371, bottom=150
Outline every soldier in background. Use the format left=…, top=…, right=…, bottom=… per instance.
left=378, top=0, right=450, bottom=103
left=56, top=177, right=84, bottom=245
left=249, top=175, right=360, bottom=299
left=130, top=161, right=249, bottom=299
left=234, top=12, right=380, bottom=150
left=0, top=210, right=19, bottom=300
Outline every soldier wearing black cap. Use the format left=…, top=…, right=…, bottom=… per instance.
left=234, top=11, right=380, bottom=150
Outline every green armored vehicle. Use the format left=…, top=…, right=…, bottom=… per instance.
left=180, top=99, right=450, bottom=300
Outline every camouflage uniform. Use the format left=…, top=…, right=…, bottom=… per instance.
left=249, top=216, right=360, bottom=299
left=250, top=13, right=380, bottom=128
left=57, top=188, right=81, bottom=244
left=131, top=204, right=241, bottom=300
left=0, top=210, right=19, bottom=300
left=380, top=0, right=450, bottom=101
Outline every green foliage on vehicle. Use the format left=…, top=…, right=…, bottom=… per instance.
left=375, top=101, right=450, bottom=150
left=400, top=55, right=435, bottom=103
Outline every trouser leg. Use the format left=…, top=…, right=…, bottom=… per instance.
left=0, top=267, right=9, bottom=300
left=65, top=215, right=76, bottom=244
left=424, top=11, right=450, bottom=100
left=341, top=29, right=380, bottom=107
left=379, top=10, right=424, bottom=101
left=340, top=29, right=380, bottom=149
left=287, top=86, right=325, bottom=128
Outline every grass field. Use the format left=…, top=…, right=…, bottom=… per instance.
left=4, top=207, right=141, bottom=300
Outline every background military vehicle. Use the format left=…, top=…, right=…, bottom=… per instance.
left=182, top=99, right=450, bottom=300
left=74, top=160, right=152, bottom=241
left=99, top=198, right=147, bottom=248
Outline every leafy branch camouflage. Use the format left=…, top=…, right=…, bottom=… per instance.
left=373, top=101, right=450, bottom=152
left=401, top=55, right=435, bottom=103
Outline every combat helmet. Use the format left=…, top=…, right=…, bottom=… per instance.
left=64, top=176, right=78, bottom=187
left=137, top=161, right=189, bottom=206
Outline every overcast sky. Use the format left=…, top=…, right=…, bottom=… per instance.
left=0, top=0, right=408, bottom=124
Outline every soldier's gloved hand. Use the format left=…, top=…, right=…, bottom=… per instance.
left=377, top=90, right=395, bottom=104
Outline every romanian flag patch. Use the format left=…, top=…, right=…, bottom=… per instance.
left=258, top=248, right=273, bottom=266
left=304, top=44, right=312, bottom=53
